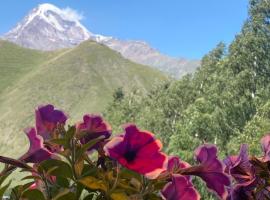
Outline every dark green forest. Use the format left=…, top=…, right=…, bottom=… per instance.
left=104, top=1, right=270, bottom=198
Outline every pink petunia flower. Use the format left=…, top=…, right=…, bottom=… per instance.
left=161, top=174, right=200, bottom=200
left=182, top=144, right=230, bottom=199
left=104, top=124, right=167, bottom=179
left=223, top=144, right=256, bottom=200
left=76, top=114, right=112, bottom=151
left=35, top=104, right=67, bottom=140
left=20, top=127, right=53, bottom=163
left=167, top=156, right=191, bottom=174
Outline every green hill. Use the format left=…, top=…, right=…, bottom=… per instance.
left=0, top=40, right=167, bottom=157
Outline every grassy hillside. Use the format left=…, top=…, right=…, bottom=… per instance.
left=0, top=40, right=62, bottom=94
left=0, top=40, right=167, bottom=157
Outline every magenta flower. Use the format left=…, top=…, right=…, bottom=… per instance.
left=167, top=156, right=190, bottom=173
left=260, top=133, right=270, bottom=161
left=35, top=104, right=67, bottom=140
left=76, top=114, right=112, bottom=151
left=20, top=127, right=53, bottom=163
left=182, top=144, right=230, bottom=199
left=223, top=144, right=256, bottom=200
left=161, top=174, right=200, bottom=200
left=165, top=156, right=191, bottom=180
left=228, top=180, right=256, bottom=200
left=224, top=144, right=254, bottom=183
left=104, top=124, right=167, bottom=179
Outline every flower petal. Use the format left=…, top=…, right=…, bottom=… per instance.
left=104, top=135, right=126, bottom=161
left=104, top=124, right=167, bottom=178
left=167, top=156, right=191, bottom=173
left=20, top=127, right=52, bottom=163
left=123, top=124, right=158, bottom=150
left=229, top=179, right=256, bottom=200
left=229, top=144, right=253, bottom=183
left=260, top=133, right=270, bottom=161
left=35, top=104, right=67, bottom=140
left=223, top=155, right=238, bottom=174
left=76, top=114, right=111, bottom=151
left=127, top=151, right=167, bottom=179
left=192, top=144, right=230, bottom=199
left=161, top=174, right=200, bottom=200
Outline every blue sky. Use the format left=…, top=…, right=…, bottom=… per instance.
left=0, top=0, right=248, bottom=59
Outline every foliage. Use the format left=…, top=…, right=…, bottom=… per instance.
left=0, top=104, right=232, bottom=200
left=105, top=0, right=270, bottom=159
left=104, top=0, right=270, bottom=198
left=1, top=104, right=270, bottom=200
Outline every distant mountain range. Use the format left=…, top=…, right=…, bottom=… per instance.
left=3, top=3, right=200, bottom=78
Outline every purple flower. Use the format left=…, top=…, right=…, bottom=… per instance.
left=104, top=124, right=167, bottom=179
left=167, top=156, right=190, bottom=174
left=224, top=144, right=254, bottom=183
left=161, top=174, right=200, bottom=200
left=20, top=127, right=53, bottom=163
left=224, top=145, right=256, bottom=200
left=76, top=114, right=112, bottom=151
left=35, top=104, right=67, bottom=140
left=182, top=144, right=230, bottom=199
left=223, top=155, right=238, bottom=174
left=260, top=133, right=270, bottom=161
left=228, top=180, right=256, bottom=200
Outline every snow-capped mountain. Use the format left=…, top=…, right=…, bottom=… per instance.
left=4, top=3, right=111, bottom=50
left=3, top=3, right=199, bottom=78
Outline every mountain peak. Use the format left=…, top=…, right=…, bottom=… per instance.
left=37, top=3, right=60, bottom=11
left=3, top=3, right=93, bottom=50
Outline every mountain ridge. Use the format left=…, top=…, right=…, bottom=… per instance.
left=3, top=3, right=200, bottom=78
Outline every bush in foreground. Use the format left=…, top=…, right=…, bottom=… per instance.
left=0, top=104, right=269, bottom=200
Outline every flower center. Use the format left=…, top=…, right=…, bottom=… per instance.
left=124, top=150, right=137, bottom=162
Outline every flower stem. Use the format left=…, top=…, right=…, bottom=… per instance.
left=42, top=173, right=52, bottom=200
left=108, top=162, right=120, bottom=197
left=70, top=137, right=78, bottom=180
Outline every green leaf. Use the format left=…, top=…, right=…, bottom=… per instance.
left=22, top=189, right=46, bottom=200
left=83, top=193, right=98, bottom=200
left=110, top=192, right=128, bottom=200
left=144, top=193, right=163, bottom=200
left=66, top=126, right=76, bottom=141
left=76, top=136, right=105, bottom=161
left=120, top=168, right=141, bottom=180
left=0, top=181, right=11, bottom=199
left=75, top=183, right=84, bottom=199
left=78, top=176, right=107, bottom=192
left=81, top=164, right=98, bottom=177
left=52, top=189, right=76, bottom=200
left=39, top=159, right=73, bottom=179
left=21, top=175, right=42, bottom=181
left=56, top=176, right=70, bottom=188
left=74, top=158, right=84, bottom=177
left=0, top=171, right=11, bottom=186
left=46, top=166, right=60, bottom=176
left=50, top=138, right=68, bottom=147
